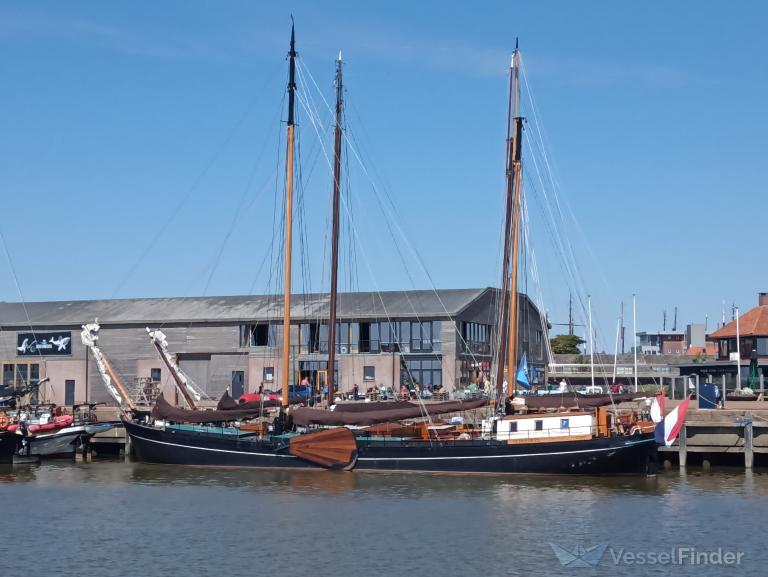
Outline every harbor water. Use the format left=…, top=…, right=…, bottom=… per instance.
left=1, top=462, right=767, bottom=576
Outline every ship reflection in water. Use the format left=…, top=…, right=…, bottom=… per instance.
left=1, top=462, right=767, bottom=576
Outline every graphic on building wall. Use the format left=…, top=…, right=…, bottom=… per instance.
left=16, top=332, right=72, bottom=356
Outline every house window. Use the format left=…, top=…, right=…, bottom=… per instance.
left=263, top=367, right=275, bottom=382
left=534, top=420, right=543, bottom=431
left=150, top=368, right=161, bottom=382
left=561, top=418, right=570, bottom=429
left=363, top=366, right=375, bottom=381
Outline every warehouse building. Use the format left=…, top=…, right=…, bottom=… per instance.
left=0, top=288, right=547, bottom=406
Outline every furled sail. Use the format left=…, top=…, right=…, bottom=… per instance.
left=291, top=398, right=488, bottom=426
left=151, top=393, right=265, bottom=423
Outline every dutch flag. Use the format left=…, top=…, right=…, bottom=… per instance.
left=654, top=396, right=691, bottom=447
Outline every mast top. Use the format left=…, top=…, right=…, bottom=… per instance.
left=287, top=19, right=297, bottom=127
left=338, top=50, right=342, bottom=62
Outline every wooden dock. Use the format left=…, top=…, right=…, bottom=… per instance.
left=660, top=403, right=768, bottom=469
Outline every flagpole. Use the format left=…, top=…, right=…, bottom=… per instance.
left=588, top=295, right=595, bottom=391
left=633, top=294, right=638, bottom=393
left=612, top=315, right=620, bottom=385
left=736, top=306, right=741, bottom=392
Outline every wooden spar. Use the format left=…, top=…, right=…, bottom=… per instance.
left=99, top=351, right=135, bottom=411
left=149, top=339, right=196, bottom=410
left=281, top=23, right=297, bottom=408
left=494, top=56, right=516, bottom=400
left=506, top=48, right=524, bottom=397
left=326, top=54, right=343, bottom=405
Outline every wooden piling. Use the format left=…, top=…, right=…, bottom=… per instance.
left=744, top=411, right=754, bottom=470
left=679, top=424, right=687, bottom=468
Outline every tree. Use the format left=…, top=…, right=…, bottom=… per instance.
left=550, top=334, right=586, bottom=355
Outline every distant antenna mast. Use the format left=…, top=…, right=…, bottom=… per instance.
left=663, top=310, right=667, bottom=331
left=620, top=300, right=625, bottom=354
left=673, top=306, right=678, bottom=332
left=568, top=292, right=574, bottom=335
left=722, top=300, right=726, bottom=327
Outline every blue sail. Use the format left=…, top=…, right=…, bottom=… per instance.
left=516, top=352, right=531, bottom=389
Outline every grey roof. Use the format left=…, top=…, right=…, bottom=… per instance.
left=0, top=288, right=494, bottom=327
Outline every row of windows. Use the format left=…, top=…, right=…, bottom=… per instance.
left=240, top=320, right=442, bottom=355
left=461, top=321, right=492, bottom=355
left=719, top=337, right=768, bottom=358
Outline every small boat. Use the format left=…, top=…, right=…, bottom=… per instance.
left=9, top=409, right=115, bottom=459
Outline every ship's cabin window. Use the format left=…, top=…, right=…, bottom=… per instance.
left=509, top=421, right=518, bottom=433
left=534, top=420, right=543, bottom=431
left=561, top=418, right=570, bottom=429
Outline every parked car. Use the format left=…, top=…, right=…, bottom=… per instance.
left=239, top=390, right=281, bottom=404
left=287, top=384, right=312, bottom=404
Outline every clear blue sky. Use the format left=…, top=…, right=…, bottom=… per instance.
left=1, top=1, right=766, bottom=347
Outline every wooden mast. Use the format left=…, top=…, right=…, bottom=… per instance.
left=506, top=47, right=524, bottom=397
left=494, top=52, right=516, bottom=400
left=494, top=44, right=524, bottom=402
left=281, top=23, right=298, bottom=408
left=326, top=53, right=343, bottom=405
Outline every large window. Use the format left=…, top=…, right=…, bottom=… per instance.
left=401, top=358, right=443, bottom=391
left=240, top=323, right=277, bottom=348
left=461, top=321, right=491, bottom=355
left=359, top=322, right=380, bottom=353
left=758, top=338, right=768, bottom=357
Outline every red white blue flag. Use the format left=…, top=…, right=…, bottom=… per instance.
left=655, top=396, right=691, bottom=446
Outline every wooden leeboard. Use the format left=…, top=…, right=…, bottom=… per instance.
left=288, top=427, right=358, bottom=469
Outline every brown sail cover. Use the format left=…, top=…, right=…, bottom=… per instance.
left=152, top=393, right=266, bottom=423
left=521, top=392, right=649, bottom=411
left=291, top=398, right=489, bottom=426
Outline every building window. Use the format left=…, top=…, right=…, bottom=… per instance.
left=65, top=380, right=76, bottom=406
left=461, top=321, right=491, bottom=355
left=240, top=323, right=277, bottom=347
left=535, top=420, right=543, bottom=431
left=401, top=358, right=442, bottom=391
left=150, top=368, right=161, bottom=382
left=363, top=366, right=375, bottom=381
left=263, top=367, right=275, bottom=383
left=758, top=338, right=768, bottom=357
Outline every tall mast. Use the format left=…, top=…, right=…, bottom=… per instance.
left=326, top=53, right=343, bottom=404
left=495, top=44, right=524, bottom=401
left=281, top=22, right=297, bottom=408
left=506, top=46, right=524, bottom=397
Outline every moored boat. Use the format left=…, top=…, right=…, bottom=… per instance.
left=119, top=26, right=660, bottom=476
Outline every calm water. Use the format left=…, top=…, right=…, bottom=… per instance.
left=1, top=461, right=767, bottom=577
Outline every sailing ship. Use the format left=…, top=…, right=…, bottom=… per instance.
left=121, top=25, right=659, bottom=475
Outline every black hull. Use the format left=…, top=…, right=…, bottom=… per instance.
left=125, top=420, right=657, bottom=475
left=0, top=431, right=20, bottom=465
